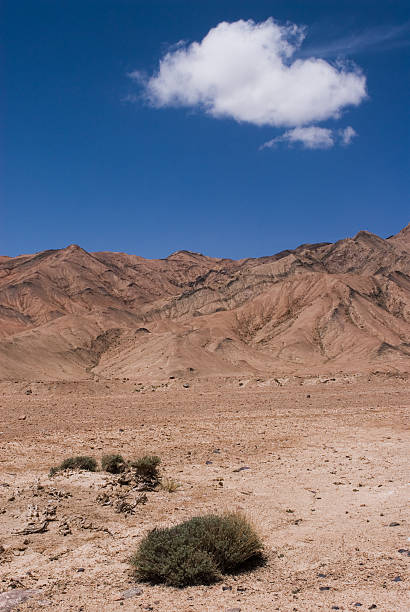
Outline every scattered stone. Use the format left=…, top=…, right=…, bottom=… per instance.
left=0, top=588, right=40, bottom=611
left=331, top=607, right=340, bottom=610
left=306, top=394, right=311, bottom=398
left=18, top=415, right=26, bottom=421
left=182, top=383, right=190, bottom=388
left=237, top=586, right=246, bottom=592
left=213, top=449, right=221, bottom=454
left=389, top=522, right=400, bottom=527
left=205, top=461, right=213, bottom=465
left=392, top=576, right=402, bottom=582
left=25, top=389, right=32, bottom=395
left=353, top=604, right=362, bottom=607
left=226, top=609, right=241, bottom=612
left=122, top=587, right=143, bottom=599
left=77, top=568, right=85, bottom=573
left=15, top=520, right=49, bottom=535
left=368, top=605, right=377, bottom=609
left=57, top=519, right=71, bottom=536
left=319, top=586, right=330, bottom=591
left=233, top=466, right=250, bottom=472
left=318, top=573, right=326, bottom=578
left=222, top=586, right=232, bottom=591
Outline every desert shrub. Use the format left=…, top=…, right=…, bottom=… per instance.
left=130, top=455, right=161, bottom=489
left=130, top=512, right=263, bottom=587
left=49, top=456, right=97, bottom=475
left=101, top=454, right=126, bottom=474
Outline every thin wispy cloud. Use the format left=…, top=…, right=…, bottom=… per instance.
left=300, top=23, right=410, bottom=58
left=130, top=18, right=367, bottom=128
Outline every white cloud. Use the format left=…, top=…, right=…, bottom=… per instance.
left=340, top=125, right=357, bottom=145
left=261, top=124, right=358, bottom=150
left=261, top=126, right=335, bottom=149
left=133, top=18, right=367, bottom=128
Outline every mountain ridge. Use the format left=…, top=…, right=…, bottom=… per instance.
left=1, top=224, right=409, bottom=381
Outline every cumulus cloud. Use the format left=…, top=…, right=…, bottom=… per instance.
left=132, top=18, right=367, bottom=128
left=261, top=125, right=357, bottom=150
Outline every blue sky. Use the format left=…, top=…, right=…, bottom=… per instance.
left=1, top=0, right=409, bottom=258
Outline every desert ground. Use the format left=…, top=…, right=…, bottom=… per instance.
left=0, top=373, right=408, bottom=611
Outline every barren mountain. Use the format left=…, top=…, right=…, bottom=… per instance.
left=1, top=225, right=409, bottom=381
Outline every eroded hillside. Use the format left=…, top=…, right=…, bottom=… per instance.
left=0, top=225, right=409, bottom=380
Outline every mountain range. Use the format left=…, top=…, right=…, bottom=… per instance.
left=0, top=224, right=409, bottom=381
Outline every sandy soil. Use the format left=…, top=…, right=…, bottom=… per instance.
left=0, top=374, right=408, bottom=611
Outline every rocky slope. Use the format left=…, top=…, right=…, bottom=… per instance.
left=0, top=225, right=409, bottom=380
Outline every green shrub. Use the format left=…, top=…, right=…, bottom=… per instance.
left=130, top=455, right=161, bottom=489
left=101, top=454, right=126, bottom=474
left=130, top=512, right=263, bottom=587
left=49, top=455, right=97, bottom=475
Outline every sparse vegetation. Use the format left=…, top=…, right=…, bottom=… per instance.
left=49, top=456, right=97, bottom=476
left=101, top=453, right=126, bottom=474
left=130, top=512, right=263, bottom=587
left=130, top=455, right=161, bottom=489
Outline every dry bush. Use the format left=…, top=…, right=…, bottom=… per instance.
left=130, top=455, right=161, bottom=490
left=49, top=456, right=97, bottom=476
left=101, top=454, right=126, bottom=474
left=130, top=512, right=263, bottom=587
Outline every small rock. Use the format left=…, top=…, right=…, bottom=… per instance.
left=389, top=522, right=400, bottom=527
left=182, top=383, right=190, bottom=388
left=318, top=573, right=326, bottom=578
left=319, top=586, right=330, bottom=591
left=233, top=466, right=250, bottom=473
left=25, top=389, right=32, bottom=395
left=0, top=589, right=40, bottom=610
left=77, top=568, right=85, bottom=572
left=392, top=576, right=402, bottom=582
left=122, top=587, right=143, bottom=599
left=331, top=607, right=340, bottom=610
left=237, top=586, right=246, bottom=592
left=306, top=394, right=311, bottom=398
left=18, top=415, right=26, bottom=421
left=205, top=460, right=213, bottom=465
left=368, top=606, right=377, bottom=610
left=222, top=586, right=232, bottom=591
left=226, top=609, right=241, bottom=612
left=353, top=604, right=362, bottom=607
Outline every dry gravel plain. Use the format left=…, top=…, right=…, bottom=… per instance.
left=0, top=373, right=408, bottom=612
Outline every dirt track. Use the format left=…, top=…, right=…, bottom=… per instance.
left=0, top=375, right=408, bottom=611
